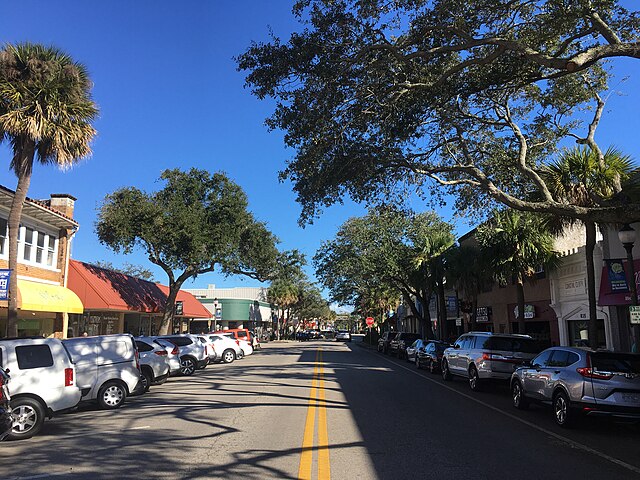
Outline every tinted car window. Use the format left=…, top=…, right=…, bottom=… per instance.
left=163, top=337, right=193, bottom=347
left=16, top=345, right=54, bottom=369
left=590, top=353, right=640, bottom=374
left=135, top=341, right=154, bottom=352
left=483, top=337, right=539, bottom=353
left=548, top=350, right=579, bottom=367
left=434, top=343, right=448, bottom=353
left=237, top=331, right=247, bottom=338
left=531, top=350, right=553, bottom=368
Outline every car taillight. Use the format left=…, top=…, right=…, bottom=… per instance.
left=154, top=350, right=168, bottom=356
left=65, top=368, right=74, bottom=387
left=576, top=367, right=613, bottom=380
left=171, top=346, right=179, bottom=356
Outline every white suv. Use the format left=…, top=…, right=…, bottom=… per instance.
left=0, top=337, right=82, bottom=440
left=207, top=334, right=242, bottom=363
left=154, top=335, right=208, bottom=375
left=135, top=337, right=171, bottom=391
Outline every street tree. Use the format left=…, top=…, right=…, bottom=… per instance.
left=96, top=168, right=281, bottom=335
left=541, top=146, right=634, bottom=347
left=238, top=1, right=640, bottom=226
left=267, top=278, right=300, bottom=340
left=477, top=209, right=560, bottom=334
left=0, top=43, right=98, bottom=336
left=314, top=208, right=454, bottom=338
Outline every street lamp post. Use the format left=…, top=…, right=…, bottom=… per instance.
left=618, top=224, right=639, bottom=352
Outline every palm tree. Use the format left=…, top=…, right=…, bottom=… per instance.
left=477, top=209, right=560, bottom=334
left=267, top=279, right=299, bottom=340
left=0, top=43, right=98, bottom=336
left=541, top=146, right=634, bottom=347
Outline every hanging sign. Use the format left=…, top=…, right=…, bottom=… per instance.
left=606, top=259, right=629, bottom=292
left=0, top=269, right=9, bottom=300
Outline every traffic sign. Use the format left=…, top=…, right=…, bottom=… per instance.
left=365, top=317, right=374, bottom=327
left=630, top=306, right=640, bottom=324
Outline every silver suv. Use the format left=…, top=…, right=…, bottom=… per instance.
left=511, top=347, right=640, bottom=427
left=441, top=332, right=540, bottom=391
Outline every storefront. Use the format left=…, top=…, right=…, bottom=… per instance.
left=508, top=301, right=559, bottom=347
left=68, top=260, right=210, bottom=336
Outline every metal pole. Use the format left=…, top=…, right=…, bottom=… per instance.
left=624, top=244, right=639, bottom=351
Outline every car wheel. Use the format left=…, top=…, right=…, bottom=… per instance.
left=141, top=369, right=153, bottom=392
left=9, top=397, right=45, bottom=440
left=512, top=381, right=529, bottom=410
left=468, top=365, right=482, bottom=392
left=97, top=381, right=127, bottom=409
left=553, top=391, right=574, bottom=428
left=222, top=349, right=236, bottom=364
left=180, top=357, right=197, bottom=376
left=429, top=359, right=436, bottom=374
left=442, top=359, right=452, bottom=381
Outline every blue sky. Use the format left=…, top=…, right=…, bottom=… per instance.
left=1, top=2, right=640, bottom=291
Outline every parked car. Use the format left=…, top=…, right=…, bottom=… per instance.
left=336, top=330, right=352, bottom=342
left=441, top=332, right=540, bottom=391
left=0, top=337, right=82, bottom=439
left=63, top=334, right=143, bottom=409
left=248, top=330, right=261, bottom=349
left=511, top=347, right=640, bottom=427
left=206, top=334, right=242, bottom=363
left=0, top=368, right=12, bottom=441
left=196, top=336, right=218, bottom=363
left=154, top=334, right=208, bottom=375
left=238, top=339, right=254, bottom=356
left=217, top=328, right=254, bottom=345
left=389, top=332, right=422, bottom=359
left=378, top=331, right=398, bottom=354
left=135, top=337, right=171, bottom=391
left=152, top=338, right=182, bottom=376
left=416, top=341, right=451, bottom=373
left=405, top=339, right=428, bottom=363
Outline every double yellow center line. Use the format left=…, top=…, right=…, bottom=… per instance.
left=298, top=348, right=331, bottom=480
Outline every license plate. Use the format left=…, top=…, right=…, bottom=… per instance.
left=621, top=393, right=640, bottom=403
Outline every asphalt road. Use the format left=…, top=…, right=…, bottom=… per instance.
left=2, top=340, right=640, bottom=480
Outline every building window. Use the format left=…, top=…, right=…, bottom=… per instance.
left=22, top=226, right=34, bottom=261
left=47, top=236, right=56, bottom=266
left=0, top=217, right=6, bottom=256
left=15, top=223, right=59, bottom=269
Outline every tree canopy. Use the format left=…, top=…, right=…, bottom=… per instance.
left=96, top=168, right=282, bottom=334
left=238, top=0, right=640, bottom=225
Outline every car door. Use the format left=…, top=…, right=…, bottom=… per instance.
left=542, top=350, right=578, bottom=401
left=448, top=336, right=466, bottom=374
left=522, top=350, right=553, bottom=400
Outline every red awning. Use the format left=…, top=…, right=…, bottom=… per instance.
left=598, top=259, right=640, bottom=306
left=68, top=260, right=210, bottom=318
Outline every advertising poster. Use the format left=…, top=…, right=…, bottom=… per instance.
left=0, top=269, right=9, bottom=300
left=606, top=259, right=629, bottom=292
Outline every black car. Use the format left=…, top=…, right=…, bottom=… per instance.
left=416, top=340, right=451, bottom=373
left=0, top=368, right=12, bottom=441
left=390, top=332, right=422, bottom=359
left=377, top=331, right=398, bottom=354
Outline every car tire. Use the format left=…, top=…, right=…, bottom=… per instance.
left=553, top=391, right=575, bottom=428
left=8, top=397, right=45, bottom=440
left=468, top=365, right=482, bottom=392
left=442, top=359, right=452, bottom=381
left=512, top=381, right=529, bottom=410
left=180, top=356, right=197, bottom=376
left=141, top=369, right=153, bottom=393
left=222, top=349, right=236, bottom=364
left=97, top=381, right=127, bottom=410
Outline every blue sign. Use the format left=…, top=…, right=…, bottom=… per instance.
left=606, top=259, right=629, bottom=292
left=0, top=269, right=10, bottom=300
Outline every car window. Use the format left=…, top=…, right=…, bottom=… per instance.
left=410, top=340, right=419, bottom=348
left=531, top=350, right=553, bottom=368
left=461, top=336, right=474, bottom=349
left=16, top=345, right=54, bottom=369
left=237, top=331, right=247, bottom=338
left=454, top=337, right=466, bottom=348
left=590, top=352, right=640, bottom=374
left=163, top=337, right=192, bottom=347
left=547, top=350, right=579, bottom=367
left=511, top=338, right=540, bottom=354
left=135, top=341, right=154, bottom=352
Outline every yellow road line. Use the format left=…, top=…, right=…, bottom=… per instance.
left=298, top=349, right=319, bottom=480
left=298, top=348, right=331, bottom=480
left=317, top=349, right=331, bottom=479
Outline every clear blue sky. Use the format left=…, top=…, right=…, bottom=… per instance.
left=1, top=2, right=639, bottom=291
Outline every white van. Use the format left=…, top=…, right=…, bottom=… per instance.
left=63, top=334, right=143, bottom=409
left=0, top=337, right=82, bottom=440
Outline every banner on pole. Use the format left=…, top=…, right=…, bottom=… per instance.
left=0, top=269, right=9, bottom=300
left=606, top=259, right=629, bottom=292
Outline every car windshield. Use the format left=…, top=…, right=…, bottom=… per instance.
left=590, top=352, right=640, bottom=374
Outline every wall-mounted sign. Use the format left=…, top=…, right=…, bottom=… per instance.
left=606, top=259, right=629, bottom=292
left=630, top=306, right=640, bottom=325
left=476, top=306, right=492, bottom=323
left=514, top=304, right=536, bottom=319
left=175, top=301, right=184, bottom=316
left=0, top=269, right=9, bottom=300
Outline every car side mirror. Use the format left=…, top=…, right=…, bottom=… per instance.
left=521, top=360, right=532, bottom=368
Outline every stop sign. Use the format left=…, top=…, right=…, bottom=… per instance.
left=366, top=317, right=374, bottom=326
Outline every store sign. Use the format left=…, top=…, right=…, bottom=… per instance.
left=0, top=269, right=9, bottom=300
left=476, top=306, right=492, bottom=323
left=630, top=306, right=640, bottom=325
left=175, top=301, right=183, bottom=316
left=514, top=304, right=536, bottom=319
left=455, top=317, right=462, bottom=327
left=606, top=259, right=629, bottom=292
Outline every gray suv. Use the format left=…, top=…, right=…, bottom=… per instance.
left=511, top=347, right=640, bottom=427
left=441, top=332, right=540, bottom=391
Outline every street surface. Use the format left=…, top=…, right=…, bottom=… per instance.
left=2, top=340, right=640, bottom=479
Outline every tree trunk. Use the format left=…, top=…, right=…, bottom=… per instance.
left=437, top=279, right=447, bottom=340
left=6, top=141, right=35, bottom=338
left=517, top=273, right=526, bottom=334
left=585, top=221, right=599, bottom=348
left=470, top=296, right=478, bottom=332
left=158, top=283, right=182, bottom=335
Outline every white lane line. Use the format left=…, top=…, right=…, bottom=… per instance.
left=369, top=349, right=640, bottom=476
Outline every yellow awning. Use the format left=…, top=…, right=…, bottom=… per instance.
left=18, top=280, right=84, bottom=314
